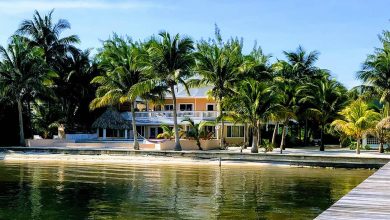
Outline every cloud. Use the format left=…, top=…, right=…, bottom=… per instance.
left=0, top=0, right=164, bottom=14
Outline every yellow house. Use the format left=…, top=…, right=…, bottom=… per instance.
left=119, top=85, right=245, bottom=145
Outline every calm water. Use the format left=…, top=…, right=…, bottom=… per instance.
left=0, top=161, right=373, bottom=220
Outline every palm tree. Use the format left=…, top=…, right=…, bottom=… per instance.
left=283, top=46, right=320, bottom=80
left=130, top=32, right=195, bottom=151
left=90, top=34, right=148, bottom=150
left=357, top=31, right=390, bottom=115
left=227, top=79, right=278, bottom=153
left=331, top=99, right=380, bottom=154
left=284, top=46, right=320, bottom=145
left=299, top=72, right=348, bottom=151
left=16, top=9, right=79, bottom=65
left=273, top=61, right=299, bottom=153
left=182, top=118, right=215, bottom=150
left=369, top=105, right=390, bottom=153
left=192, top=27, right=243, bottom=148
left=0, top=36, right=52, bottom=145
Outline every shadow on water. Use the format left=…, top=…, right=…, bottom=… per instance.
left=0, top=161, right=374, bottom=219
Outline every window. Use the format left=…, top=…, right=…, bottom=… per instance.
left=204, top=126, right=216, bottom=138
left=227, top=126, right=244, bottom=137
left=179, top=104, right=193, bottom=111
left=206, top=104, right=215, bottom=111
left=164, top=104, right=174, bottom=111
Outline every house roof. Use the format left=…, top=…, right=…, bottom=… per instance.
left=165, top=85, right=213, bottom=99
left=92, top=108, right=131, bottom=129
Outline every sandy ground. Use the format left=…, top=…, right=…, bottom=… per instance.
left=0, top=152, right=297, bottom=167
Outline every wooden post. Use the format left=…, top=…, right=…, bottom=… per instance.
left=124, top=129, right=128, bottom=139
left=103, top=128, right=106, bottom=139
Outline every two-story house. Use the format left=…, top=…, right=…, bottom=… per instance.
left=119, top=85, right=245, bottom=145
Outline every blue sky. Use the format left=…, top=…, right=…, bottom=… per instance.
left=0, top=0, right=389, bottom=88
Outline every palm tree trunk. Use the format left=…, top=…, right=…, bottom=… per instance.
left=320, top=125, right=324, bottom=151
left=304, top=118, right=308, bottom=145
left=257, top=121, right=261, bottom=147
left=251, top=126, right=258, bottom=153
left=272, top=122, right=278, bottom=146
left=280, top=123, right=286, bottom=154
left=356, top=138, right=361, bottom=154
left=379, top=142, right=384, bottom=153
left=17, top=99, right=25, bottom=146
left=131, top=103, right=139, bottom=150
left=218, top=99, right=225, bottom=149
left=243, top=123, right=248, bottom=149
left=171, top=85, right=182, bottom=151
left=196, top=138, right=202, bottom=150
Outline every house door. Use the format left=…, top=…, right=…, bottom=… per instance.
left=149, top=127, right=163, bottom=139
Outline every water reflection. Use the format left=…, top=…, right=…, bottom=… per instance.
left=0, top=161, right=373, bottom=219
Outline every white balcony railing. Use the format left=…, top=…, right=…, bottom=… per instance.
left=126, top=111, right=219, bottom=120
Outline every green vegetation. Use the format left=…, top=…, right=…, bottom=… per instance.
left=1, top=10, right=390, bottom=154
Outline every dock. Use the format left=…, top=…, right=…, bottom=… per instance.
left=316, top=162, right=390, bottom=219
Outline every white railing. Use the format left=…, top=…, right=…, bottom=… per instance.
left=125, top=111, right=219, bottom=120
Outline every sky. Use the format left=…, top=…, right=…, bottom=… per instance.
left=0, top=0, right=389, bottom=88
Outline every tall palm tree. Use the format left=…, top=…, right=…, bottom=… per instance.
left=331, top=99, right=380, bottom=154
left=130, top=32, right=195, bottom=151
left=284, top=46, right=320, bottom=145
left=357, top=31, right=390, bottom=114
left=0, top=36, right=52, bottom=145
left=273, top=61, right=299, bottom=153
left=90, top=34, right=148, bottom=150
left=227, top=79, right=278, bottom=153
left=299, top=72, right=348, bottom=151
left=283, top=46, right=320, bottom=80
left=16, top=9, right=79, bottom=65
left=191, top=27, right=243, bottom=148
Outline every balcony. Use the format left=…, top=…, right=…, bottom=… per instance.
left=121, top=111, right=219, bottom=124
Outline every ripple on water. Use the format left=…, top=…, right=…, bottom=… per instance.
left=0, top=160, right=374, bottom=219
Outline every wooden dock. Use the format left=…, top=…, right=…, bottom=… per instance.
left=316, top=162, right=390, bottom=219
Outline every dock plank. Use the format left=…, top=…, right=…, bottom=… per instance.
left=316, top=162, right=390, bottom=219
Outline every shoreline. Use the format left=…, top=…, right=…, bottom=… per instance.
left=1, top=147, right=389, bottom=168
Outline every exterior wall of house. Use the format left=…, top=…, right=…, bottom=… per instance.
left=147, top=98, right=216, bottom=111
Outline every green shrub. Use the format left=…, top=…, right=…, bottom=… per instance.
left=349, top=141, right=357, bottom=150
left=364, top=145, right=371, bottom=150
left=341, top=138, right=352, bottom=148
left=264, top=143, right=275, bottom=153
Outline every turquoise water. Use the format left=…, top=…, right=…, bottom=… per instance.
left=0, top=160, right=373, bottom=219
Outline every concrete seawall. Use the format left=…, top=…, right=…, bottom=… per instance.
left=1, top=147, right=389, bottom=168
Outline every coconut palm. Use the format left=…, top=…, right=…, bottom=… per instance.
left=299, top=72, right=348, bottom=151
left=130, top=32, right=195, bottom=151
left=283, top=46, right=320, bottom=80
left=156, top=124, right=185, bottom=140
left=182, top=118, right=215, bottom=150
left=331, top=99, right=381, bottom=154
left=191, top=27, right=243, bottom=148
left=273, top=61, right=299, bottom=153
left=227, top=79, right=278, bottom=153
left=90, top=34, right=148, bottom=150
left=16, top=9, right=79, bottom=65
left=0, top=36, right=52, bottom=145
left=369, top=105, right=390, bottom=153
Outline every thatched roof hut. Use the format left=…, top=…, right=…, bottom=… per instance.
left=92, top=108, right=131, bottom=130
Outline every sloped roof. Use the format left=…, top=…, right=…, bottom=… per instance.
left=92, top=108, right=131, bottom=129
left=165, top=85, right=213, bottom=99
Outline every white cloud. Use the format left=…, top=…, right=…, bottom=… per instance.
left=0, top=0, right=164, bottom=13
